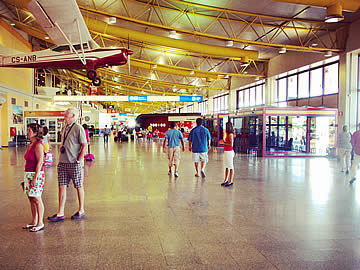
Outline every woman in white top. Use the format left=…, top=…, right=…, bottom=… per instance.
left=338, top=125, right=352, bottom=174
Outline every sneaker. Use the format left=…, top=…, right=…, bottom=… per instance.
left=201, top=171, right=206, bottom=178
left=168, top=170, right=172, bottom=175
left=174, top=171, right=179, bottom=177
left=350, top=178, right=356, bottom=184
left=346, top=170, right=349, bottom=175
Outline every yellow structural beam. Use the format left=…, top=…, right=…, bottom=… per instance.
left=273, top=0, right=360, bottom=12
left=81, top=7, right=341, bottom=53
left=84, top=17, right=259, bottom=59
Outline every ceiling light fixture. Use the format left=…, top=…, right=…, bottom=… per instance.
left=152, top=64, right=157, bottom=69
left=169, top=30, right=176, bottom=38
left=10, top=23, right=15, bottom=26
left=225, top=40, right=233, bottom=47
left=324, top=51, right=333, bottom=57
left=279, top=47, right=287, bottom=54
left=240, top=63, right=249, bottom=67
left=108, top=17, right=116, bottom=24
left=189, top=70, right=195, bottom=75
left=45, top=36, right=49, bottom=40
left=324, top=3, right=344, bottom=23
left=311, top=42, right=318, bottom=47
left=223, top=75, right=229, bottom=79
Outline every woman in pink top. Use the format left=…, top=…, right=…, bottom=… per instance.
left=23, top=123, right=45, bottom=232
left=221, top=122, right=235, bottom=187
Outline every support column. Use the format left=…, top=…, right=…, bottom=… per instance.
left=343, top=50, right=360, bottom=132
left=0, top=95, right=6, bottom=148
left=338, top=54, right=348, bottom=130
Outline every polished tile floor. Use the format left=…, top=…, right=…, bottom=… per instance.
left=1, top=137, right=360, bottom=269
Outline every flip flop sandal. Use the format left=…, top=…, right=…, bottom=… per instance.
left=30, top=225, right=44, bottom=232
left=23, top=224, right=36, bottom=229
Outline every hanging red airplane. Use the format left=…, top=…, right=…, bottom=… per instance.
left=0, top=0, right=132, bottom=86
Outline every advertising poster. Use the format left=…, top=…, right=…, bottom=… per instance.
left=12, top=105, right=23, bottom=124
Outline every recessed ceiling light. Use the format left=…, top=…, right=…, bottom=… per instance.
left=279, top=47, right=287, bottom=54
left=324, top=14, right=344, bottom=23
left=324, top=51, right=333, bottom=57
left=169, top=30, right=176, bottom=38
left=108, top=17, right=116, bottom=24
left=225, top=40, right=233, bottom=47
left=10, top=22, right=15, bottom=26
left=45, top=36, right=49, bottom=40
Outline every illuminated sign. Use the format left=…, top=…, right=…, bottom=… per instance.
left=128, top=95, right=147, bottom=102
left=179, top=96, right=203, bottom=102
left=54, top=95, right=204, bottom=102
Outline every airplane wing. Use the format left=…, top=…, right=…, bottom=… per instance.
left=27, top=0, right=92, bottom=46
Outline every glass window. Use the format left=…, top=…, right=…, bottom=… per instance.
left=237, top=91, right=244, bottom=108
left=244, top=89, right=249, bottom=107
left=298, top=71, right=309, bottom=98
left=278, top=78, right=287, bottom=102
left=288, top=75, right=297, bottom=100
left=250, top=87, right=256, bottom=106
left=310, top=67, right=323, bottom=97
left=224, top=95, right=228, bottom=112
left=187, top=104, right=193, bottom=113
left=324, top=63, right=339, bottom=95
left=256, top=85, right=263, bottom=105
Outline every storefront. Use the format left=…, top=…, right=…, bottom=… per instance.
left=228, top=107, right=337, bottom=157
left=24, top=111, right=65, bottom=143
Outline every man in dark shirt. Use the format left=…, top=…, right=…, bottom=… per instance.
left=188, top=118, right=211, bottom=177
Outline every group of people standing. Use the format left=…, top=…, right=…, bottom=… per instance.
left=23, top=107, right=87, bottom=232
left=22, top=111, right=237, bottom=232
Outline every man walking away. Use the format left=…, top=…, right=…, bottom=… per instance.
left=163, top=122, right=185, bottom=177
left=338, top=125, right=352, bottom=174
left=104, top=125, right=109, bottom=144
left=350, top=123, right=360, bottom=184
left=188, top=118, right=211, bottom=178
left=48, top=107, right=87, bottom=221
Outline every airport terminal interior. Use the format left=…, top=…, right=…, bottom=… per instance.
left=1, top=0, right=360, bottom=269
